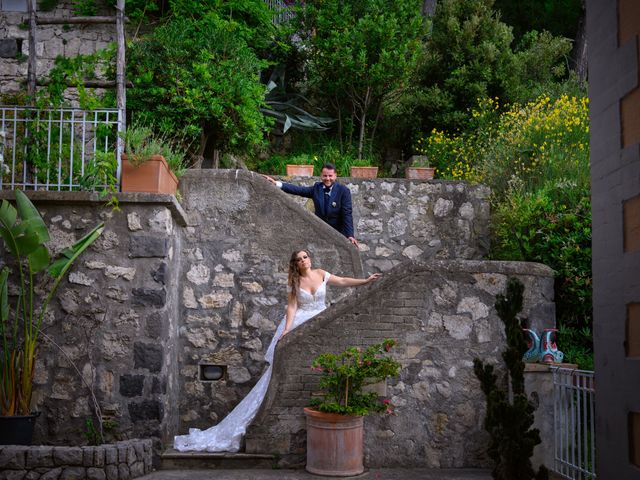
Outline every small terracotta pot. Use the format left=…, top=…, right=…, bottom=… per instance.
left=405, top=167, right=435, bottom=180
left=286, top=164, right=315, bottom=177
left=304, top=407, right=364, bottom=477
left=121, top=154, right=178, bottom=194
left=350, top=166, right=378, bottom=179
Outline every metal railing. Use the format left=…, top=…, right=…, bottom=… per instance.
left=0, top=106, right=123, bottom=192
left=552, top=367, right=596, bottom=479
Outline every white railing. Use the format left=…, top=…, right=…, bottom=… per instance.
left=264, top=0, right=295, bottom=24
left=0, top=106, right=123, bottom=192
left=552, top=367, right=596, bottom=479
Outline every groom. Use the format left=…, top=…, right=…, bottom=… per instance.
left=263, top=163, right=358, bottom=246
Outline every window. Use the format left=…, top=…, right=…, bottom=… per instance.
left=1, top=0, right=28, bottom=12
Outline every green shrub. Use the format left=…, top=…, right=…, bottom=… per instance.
left=491, top=185, right=592, bottom=367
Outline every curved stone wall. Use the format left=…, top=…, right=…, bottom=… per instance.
left=246, top=259, right=555, bottom=468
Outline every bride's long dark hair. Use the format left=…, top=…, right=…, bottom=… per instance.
left=288, top=249, right=310, bottom=301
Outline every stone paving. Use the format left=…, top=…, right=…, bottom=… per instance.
left=139, top=468, right=493, bottom=480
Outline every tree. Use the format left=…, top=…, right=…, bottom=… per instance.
left=126, top=5, right=278, bottom=160
left=298, top=0, right=425, bottom=160
left=416, top=0, right=515, bottom=133
left=474, top=278, right=549, bottom=480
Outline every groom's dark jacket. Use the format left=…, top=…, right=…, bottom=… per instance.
left=280, top=181, right=354, bottom=238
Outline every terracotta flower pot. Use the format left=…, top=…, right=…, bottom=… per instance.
left=350, top=166, right=378, bottom=179
left=304, top=407, right=364, bottom=477
left=405, top=167, right=435, bottom=180
left=121, top=154, right=178, bottom=194
left=286, top=164, right=315, bottom=177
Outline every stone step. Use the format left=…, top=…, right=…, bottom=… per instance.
left=160, top=450, right=277, bottom=470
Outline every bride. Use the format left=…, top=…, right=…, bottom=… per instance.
left=173, top=248, right=381, bottom=452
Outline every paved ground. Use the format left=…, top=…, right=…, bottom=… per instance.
left=139, top=468, right=493, bottom=480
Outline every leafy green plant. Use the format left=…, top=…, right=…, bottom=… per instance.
left=491, top=185, right=592, bottom=368
left=79, top=151, right=120, bottom=210
left=121, top=123, right=188, bottom=177
left=474, top=278, right=549, bottom=480
left=309, top=339, right=401, bottom=416
left=0, top=190, right=104, bottom=416
left=84, top=417, right=118, bottom=445
left=127, top=11, right=274, bottom=158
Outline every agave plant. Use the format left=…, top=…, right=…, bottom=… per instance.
left=0, top=190, right=104, bottom=416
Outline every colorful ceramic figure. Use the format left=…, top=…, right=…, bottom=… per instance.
left=540, top=328, right=564, bottom=364
left=523, top=329, right=541, bottom=363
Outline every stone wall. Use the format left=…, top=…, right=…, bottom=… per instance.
left=269, top=174, right=491, bottom=271
left=175, top=170, right=363, bottom=432
left=0, top=191, right=186, bottom=447
left=0, top=439, right=153, bottom=480
left=0, top=0, right=115, bottom=96
left=1, top=170, right=549, bottom=470
left=245, top=259, right=556, bottom=468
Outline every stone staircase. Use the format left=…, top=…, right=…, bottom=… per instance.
left=159, top=450, right=277, bottom=470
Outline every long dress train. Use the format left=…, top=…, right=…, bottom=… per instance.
left=173, top=272, right=331, bottom=452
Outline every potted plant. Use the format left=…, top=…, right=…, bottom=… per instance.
left=349, top=158, right=379, bottom=179
left=0, top=190, right=104, bottom=445
left=285, top=153, right=315, bottom=177
left=405, top=155, right=435, bottom=180
left=120, top=124, right=187, bottom=194
left=305, top=339, right=401, bottom=476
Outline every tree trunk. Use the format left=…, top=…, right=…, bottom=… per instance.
left=571, top=1, right=588, bottom=84
left=422, top=0, right=437, bottom=17
left=357, top=87, right=371, bottom=161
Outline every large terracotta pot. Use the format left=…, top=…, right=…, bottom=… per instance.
left=304, top=407, right=364, bottom=477
left=121, top=154, right=178, bottom=194
left=405, top=166, right=435, bottom=180
left=286, top=164, right=315, bottom=177
left=350, top=166, right=378, bottom=179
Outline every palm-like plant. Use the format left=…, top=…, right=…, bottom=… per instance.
left=0, top=190, right=104, bottom=416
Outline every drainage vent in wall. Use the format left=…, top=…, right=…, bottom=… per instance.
left=199, top=364, right=226, bottom=381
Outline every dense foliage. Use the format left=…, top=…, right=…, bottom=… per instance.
left=408, top=0, right=572, bottom=137
left=309, top=340, right=401, bottom=416
left=474, top=278, right=549, bottom=480
left=297, top=0, right=424, bottom=160
left=417, top=92, right=592, bottom=367
left=126, top=11, right=273, bottom=157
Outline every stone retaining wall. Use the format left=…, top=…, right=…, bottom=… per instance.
left=0, top=0, right=115, bottom=96
left=267, top=173, right=491, bottom=270
left=0, top=439, right=153, bottom=480
left=245, top=259, right=556, bottom=468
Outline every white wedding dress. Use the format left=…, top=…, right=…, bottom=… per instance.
left=173, top=272, right=331, bottom=452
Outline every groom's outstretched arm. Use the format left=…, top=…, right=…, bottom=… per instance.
left=262, top=174, right=314, bottom=198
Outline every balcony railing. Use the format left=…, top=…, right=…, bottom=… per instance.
left=0, top=106, right=123, bottom=192
left=552, top=367, right=596, bottom=479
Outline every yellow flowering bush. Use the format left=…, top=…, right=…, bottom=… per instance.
left=416, top=92, right=593, bottom=368
left=414, top=94, right=589, bottom=197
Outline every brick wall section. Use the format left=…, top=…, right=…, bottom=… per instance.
left=245, top=259, right=555, bottom=468
left=0, top=439, right=153, bottom=480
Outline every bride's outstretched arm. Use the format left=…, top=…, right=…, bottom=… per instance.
left=327, top=272, right=382, bottom=288
left=281, top=292, right=297, bottom=338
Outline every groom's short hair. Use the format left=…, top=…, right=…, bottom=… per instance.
left=321, top=163, right=337, bottom=172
